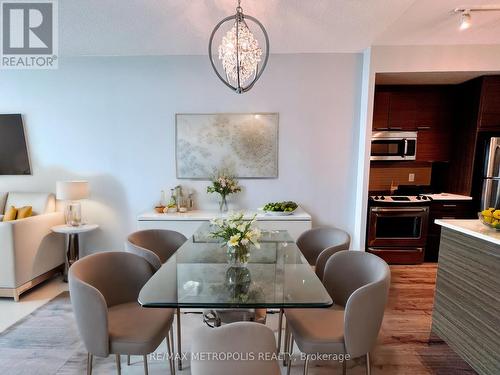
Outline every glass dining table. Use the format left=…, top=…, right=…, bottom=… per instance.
left=138, top=222, right=333, bottom=309
left=138, top=222, right=332, bottom=370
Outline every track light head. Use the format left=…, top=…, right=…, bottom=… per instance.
left=460, top=10, right=471, bottom=30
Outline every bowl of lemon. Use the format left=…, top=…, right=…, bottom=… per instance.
left=479, top=208, right=500, bottom=230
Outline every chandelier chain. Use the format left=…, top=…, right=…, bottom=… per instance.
left=235, top=5, right=241, bottom=89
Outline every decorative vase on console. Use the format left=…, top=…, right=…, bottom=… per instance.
left=210, top=212, right=261, bottom=268
left=219, top=194, right=229, bottom=213
left=206, top=170, right=241, bottom=213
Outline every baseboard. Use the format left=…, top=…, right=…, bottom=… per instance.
left=0, top=264, right=64, bottom=302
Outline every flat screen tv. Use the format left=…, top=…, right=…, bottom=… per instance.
left=0, top=114, right=31, bottom=175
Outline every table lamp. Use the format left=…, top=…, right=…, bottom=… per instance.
left=56, top=181, right=89, bottom=226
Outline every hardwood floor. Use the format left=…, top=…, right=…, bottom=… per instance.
left=287, top=264, right=477, bottom=374
left=371, top=264, right=477, bottom=374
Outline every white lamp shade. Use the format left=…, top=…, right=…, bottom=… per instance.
left=56, top=181, right=90, bottom=201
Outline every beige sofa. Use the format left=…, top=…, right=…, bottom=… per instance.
left=0, top=192, right=65, bottom=301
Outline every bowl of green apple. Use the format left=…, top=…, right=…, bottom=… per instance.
left=261, top=201, right=298, bottom=216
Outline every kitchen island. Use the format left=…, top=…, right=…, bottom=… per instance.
left=432, top=219, right=500, bottom=375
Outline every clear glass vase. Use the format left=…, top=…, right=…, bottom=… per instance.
left=225, top=266, right=251, bottom=301
left=219, top=195, right=228, bottom=212
left=226, top=244, right=250, bottom=268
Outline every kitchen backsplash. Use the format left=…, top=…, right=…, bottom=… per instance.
left=369, top=164, right=432, bottom=192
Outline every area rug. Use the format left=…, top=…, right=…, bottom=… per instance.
left=0, top=291, right=352, bottom=375
left=0, top=292, right=180, bottom=375
left=0, top=293, right=334, bottom=375
left=0, top=292, right=81, bottom=374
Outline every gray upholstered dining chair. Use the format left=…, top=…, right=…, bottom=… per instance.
left=297, top=226, right=351, bottom=280
left=125, top=229, right=187, bottom=370
left=284, top=250, right=390, bottom=375
left=126, top=229, right=187, bottom=271
left=69, top=251, right=175, bottom=375
left=191, top=322, right=281, bottom=375
left=278, top=226, right=351, bottom=354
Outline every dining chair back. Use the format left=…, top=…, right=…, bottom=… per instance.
left=191, top=322, right=280, bottom=375
left=296, top=226, right=351, bottom=280
left=69, top=251, right=153, bottom=357
left=69, top=251, right=175, bottom=375
left=323, top=250, right=391, bottom=359
left=126, top=229, right=187, bottom=271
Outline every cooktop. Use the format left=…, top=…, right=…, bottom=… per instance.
left=370, top=195, right=432, bottom=203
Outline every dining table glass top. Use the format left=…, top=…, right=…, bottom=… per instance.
left=138, top=222, right=333, bottom=308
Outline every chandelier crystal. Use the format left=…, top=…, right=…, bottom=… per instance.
left=218, top=20, right=262, bottom=85
left=209, top=0, right=269, bottom=94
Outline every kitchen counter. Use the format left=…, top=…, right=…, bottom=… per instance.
left=435, top=219, right=500, bottom=246
left=432, top=220, right=500, bottom=374
left=423, top=193, right=473, bottom=201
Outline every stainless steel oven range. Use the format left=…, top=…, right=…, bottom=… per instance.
left=367, top=195, right=430, bottom=264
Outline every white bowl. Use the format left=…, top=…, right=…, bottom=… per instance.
left=258, top=207, right=297, bottom=216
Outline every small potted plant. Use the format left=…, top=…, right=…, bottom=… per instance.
left=210, top=212, right=261, bottom=267
left=207, top=171, right=242, bottom=212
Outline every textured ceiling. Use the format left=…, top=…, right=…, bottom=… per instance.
left=58, top=0, right=500, bottom=56
left=375, top=0, right=500, bottom=46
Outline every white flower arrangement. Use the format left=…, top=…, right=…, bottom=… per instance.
left=210, top=212, right=261, bottom=249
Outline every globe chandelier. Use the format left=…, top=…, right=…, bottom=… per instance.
left=209, top=0, right=270, bottom=93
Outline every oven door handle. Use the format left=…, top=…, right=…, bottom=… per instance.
left=371, top=207, right=428, bottom=213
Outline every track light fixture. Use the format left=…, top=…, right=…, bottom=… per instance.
left=459, top=10, right=471, bottom=30
left=454, top=6, right=500, bottom=30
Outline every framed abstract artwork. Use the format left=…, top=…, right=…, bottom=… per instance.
left=175, top=113, right=279, bottom=179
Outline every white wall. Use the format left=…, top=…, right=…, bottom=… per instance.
left=0, top=54, right=363, bottom=253
left=352, top=44, right=500, bottom=249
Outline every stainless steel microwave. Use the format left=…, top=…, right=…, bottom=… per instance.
left=371, top=131, right=417, bottom=161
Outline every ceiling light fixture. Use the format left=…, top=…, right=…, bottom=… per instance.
left=454, top=6, right=500, bottom=30
left=209, top=0, right=269, bottom=94
left=459, top=10, right=471, bottom=30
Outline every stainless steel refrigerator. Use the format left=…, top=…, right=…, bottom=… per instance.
left=482, top=137, right=500, bottom=210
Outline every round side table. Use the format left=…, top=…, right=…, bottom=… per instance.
left=51, top=224, right=99, bottom=282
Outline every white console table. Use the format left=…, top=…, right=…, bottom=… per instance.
left=137, top=207, right=312, bottom=240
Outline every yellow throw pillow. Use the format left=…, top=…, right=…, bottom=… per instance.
left=17, top=206, right=33, bottom=219
left=3, top=206, right=18, bottom=221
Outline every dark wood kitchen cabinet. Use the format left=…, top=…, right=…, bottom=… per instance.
left=389, top=92, right=417, bottom=130
left=416, top=128, right=451, bottom=162
left=425, top=200, right=474, bottom=262
left=478, top=76, right=500, bottom=131
left=372, top=88, right=417, bottom=130
left=445, top=76, right=499, bottom=197
left=444, top=78, right=482, bottom=196
left=373, top=91, right=391, bottom=130
left=415, top=90, right=453, bottom=162
left=373, top=85, right=453, bottom=161
left=415, top=90, right=449, bottom=129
